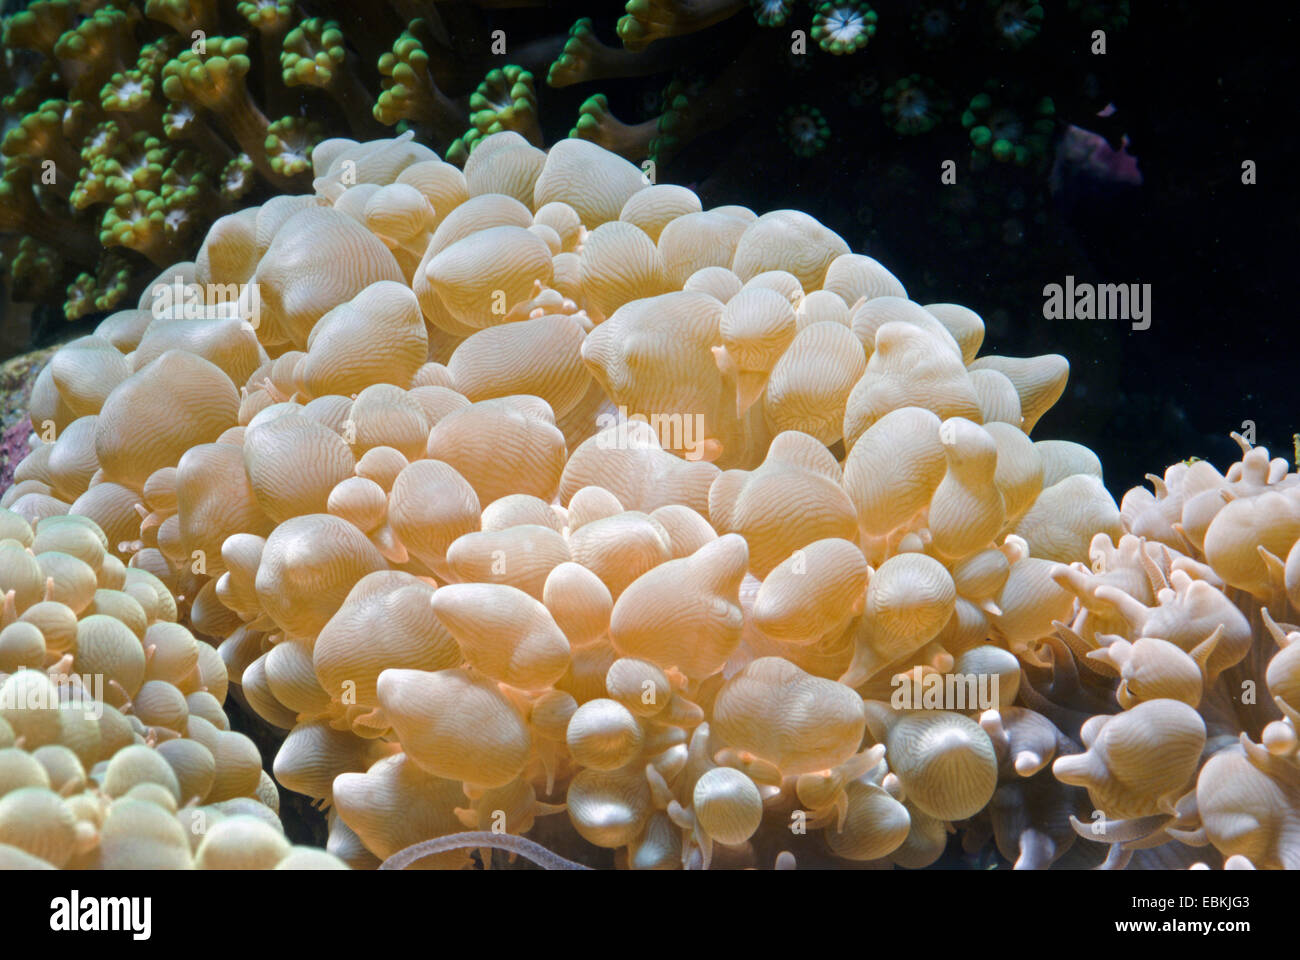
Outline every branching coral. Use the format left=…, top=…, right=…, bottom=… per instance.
left=0, top=0, right=534, bottom=325
left=4, top=130, right=1278, bottom=871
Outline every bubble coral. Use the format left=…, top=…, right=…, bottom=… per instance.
left=0, top=507, right=334, bottom=869
left=5, top=130, right=1289, bottom=872
left=1034, top=435, right=1300, bottom=869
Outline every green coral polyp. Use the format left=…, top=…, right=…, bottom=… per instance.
left=144, top=0, right=218, bottom=36
left=811, top=1, right=878, bottom=55
left=161, top=38, right=253, bottom=111
left=468, top=66, right=540, bottom=140
left=375, top=28, right=433, bottom=126
left=991, top=0, right=1045, bottom=49
left=100, top=68, right=157, bottom=113
left=238, top=0, right=294, bottom=32
left=265, top=116, right=323, bottom=178
left=101, top=131, right=169, bottom=195
left=281, top=18, right=347, bottom=88
left=962, top=88, right=1055, bottom=168
left=64, top=250, right=130, bottom=320
left=548, top=18, right=597, bottom=88
left=3, top=0, right=77, bottom=57
left=8, top=237, right=61, bottom=301
left=220, top=153, right=256, bottom=201
left=0, top=0, right=464, bottom=323
left=882, top=75, right=946, bottom=136
left=750, top=0, right=794, bottom=28
left=779, top=104, right=830, bottom=158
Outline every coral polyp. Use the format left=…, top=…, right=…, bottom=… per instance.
left=990, top=0, right=1044, bottom=50
left=778, top=104, right=830, bottom=158
left=750, top=0, right=793, bottom=28
left=810, top=0, right=878, bottom=55
left=962, top=85, right=1056, bottom=168
left=881, top=75, right=946, bottom=136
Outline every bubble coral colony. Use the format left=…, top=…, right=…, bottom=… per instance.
left=0, top=123, right=1294, bottom=869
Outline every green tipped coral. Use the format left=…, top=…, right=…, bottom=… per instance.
left=7, top=238, right=62, bottom=303
left=962, top=85, right=1056, bottom=168
left=617, top=0, right=745, bottom=52
left=810, top=0, right=877, bottom=55
left=219, top=153, right=256, bottom=203
left=3, top=1, right=77, bottom=57
left=162, top=39, right=257, bottom=135
left=100, top=66, right=158, bottom=114
left=99, top=130, right=170, bottom=195
left=441, top=63, right=544, bottom=167
left=52, top=6, right=137, bottom=99
left=375, top=20, right=461, bottom=140
left=1, top=98, right=83, bottom=181
left=990, top=0, right=1044, bottom=50
left=1, top=0, right=440, bottom=325
left=280, top=18, right=378, bottom=133
left=468, top=66, right=541, bottom=145
left=64, top=250, right=131, bottom=320
left=237, top=0, right=294, bottom=33
left=778, top=104, right=830, bottom=158
left=144, top=0, right=217, bottom=36
left=281, top=17, right=348, bottom=89
left=568, top=92, right=659, bottom=163
left=750, top=0, right=794, bottom=28
left=881, top=75, right=948, bottom=136
left=265, top=116, right=323, bottom=179
left=548, top=18, right=599, bottom=89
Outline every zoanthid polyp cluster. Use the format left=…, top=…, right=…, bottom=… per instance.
left=0, top=132, right=1294, bottom=870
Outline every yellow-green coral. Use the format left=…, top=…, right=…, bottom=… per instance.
left=281, top=17, right=377, bottom=131
left=265, top=116, right=323, bottom=179
left=569, top=92, right=659, bottom=163
left=65, top=250, right=131, bottom=320
left=468, top=66, right=541, bottom=144
left=375, top=20, right=462, bottom=140
left=3, top=0, right=78, bottom=57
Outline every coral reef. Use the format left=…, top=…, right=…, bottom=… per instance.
left=0, top=131, right=1290, bottom=870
